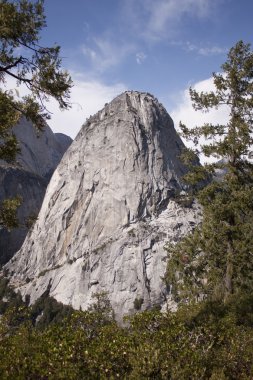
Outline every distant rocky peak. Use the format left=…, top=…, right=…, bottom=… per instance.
left=0, top=117, right=72, bottom=263
left=13, top=117, right=72, bottom=179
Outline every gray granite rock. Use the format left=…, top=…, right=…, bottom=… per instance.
left=0, top=118, right=72, bottom=263
left=6, top=91, right=202, bottom=320
left=54, top=133, right=73, bottom=156
left=13, top=117, right=72, bottom=179
left=0, top=166, right=48, bottom=264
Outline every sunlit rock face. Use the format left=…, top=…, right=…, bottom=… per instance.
left=6, top=91, right=201, bottom=320
left=0, top=118, right=72, bottom=263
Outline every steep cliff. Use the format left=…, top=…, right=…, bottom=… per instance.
left=13, top=117, right=72, bottom=179
left=54, top=133, right=73, bottom=156
left=0, top=118, right=72, bottom=263
left=6, top=91, right=201, bottom=319
left=0, top=166, right=48, bottom=264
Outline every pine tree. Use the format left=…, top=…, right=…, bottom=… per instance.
left=166, top=41, right=253, bottom=303
left=0, top=0, right=72, bottom=163
left=0, top=0, right=72, bottom=228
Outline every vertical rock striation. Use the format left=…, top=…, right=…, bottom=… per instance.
left=6, top=91, right=201, bottom=320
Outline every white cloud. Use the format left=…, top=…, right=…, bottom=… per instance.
left=170, top=77, right=230, bottom=162
left=81, top=37, right=135, bottom=72
left=2, top=72, right=127, bottom=139
left=136, top=52, right=147, bottom=64
left=46, top=77, right=127, bottom=138
left=171, top=77, right=229, bottom=130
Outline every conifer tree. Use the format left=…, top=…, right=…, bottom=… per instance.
left=0, top=0, right=72, bottom=163
left=166, top=41, right=253, bottom=303
left=0, top=0, right=72, bottom=228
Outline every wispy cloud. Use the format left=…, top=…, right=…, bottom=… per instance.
left=185, top=42, right=227, bottom=56
left=147, top=0, right=210, bottom=34
left=136, top=52, right=147, bottom=64
left=122, top=0, right=216, bottom=41
left=81, top=37, right=135, bottom=73
left=197, top=46, right=228, bottom=56
left=77, top=0, right=222, bottom=78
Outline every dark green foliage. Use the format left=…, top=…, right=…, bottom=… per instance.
left=166, top=41, right=253, bottom=303
left=0, top=0, right=72, bottom=229
left=0, top=277, right=23, bottom=314
left=25, top=213, right=38, bottom=229
left=0, top=291, right=252, bottom=379
left=0, top=1, right=72, bottom=146
left=0, top=276, right=74, bottom=328
left=0, top=195, right=22, bottom=230
left=0, top=278, right=252, bottom=378
left=30, top=294, right=74, bottom=329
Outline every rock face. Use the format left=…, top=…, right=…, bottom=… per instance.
left=0, top=166, right=48, bottom=264
left=13, top=117, right=72, bottom=180
left=0, top=118, right=72, bottom=263
left=54, top=133, right=73, bottom=156
left=6, top=91, right=201, bottom=320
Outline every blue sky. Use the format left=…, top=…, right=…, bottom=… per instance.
left=38, top=0, right=253, bottom=138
